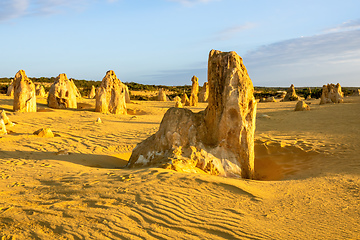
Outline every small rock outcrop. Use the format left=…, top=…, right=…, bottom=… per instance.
left=157, top=88, right=167, bottom=101
left=173, top=96, right=181, bottom=102
left=1, top=110, right=14, bottom=126
left=175, top=101, right=183, bottom=108
left=295, top=101, right=310, bottom=111
left=33, top=128, right=54, bottom=137
left=259, top=97, right=276, bottom=103
left=88, top=85, right=96, bottom=99
left=95, top=117, right=102, bottom=124
left=199, top=82, right=209, bottom=102
left=127, top=50, right=257, bottom=179
left=6, top=80, right=14, bottom=96
left=47, top=74, right=77, bottom=109
left=0, top=119, right=6, bottom=135
left=35, top=84, right=46, bottom=97
left=181, top=93, right=190, bottom=106
left=320, top=83, right=343, bottom=104
left=0, top=110, right=14, bottom=135
left=189, top=76, right=199, bottom=106
left=95, top=70, right=127, bottom=115
left=13, top=70, right=37, bottom=112
left=283, top=84, right=299, bottom=101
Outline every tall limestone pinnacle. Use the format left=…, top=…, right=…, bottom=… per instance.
left=13, top=70, right=37, bottom=112
left=127, top=50, right=257, bottom=179
left=189, top=75, right=199, bottom=106
left=95, top=70, right=127, bottom=115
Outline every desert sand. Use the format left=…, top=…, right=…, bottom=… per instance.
left=0, top=94, right=359, bottom=239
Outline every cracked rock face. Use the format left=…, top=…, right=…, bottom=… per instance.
left=320, top=83, right=343, bottom=104
left=13, top=70, right=37, bottom=112
left=48, top=73, right=77, bottom=109
left=95, top=70, right=127, bottom=115
left=127, top=50, right=257, bottom=179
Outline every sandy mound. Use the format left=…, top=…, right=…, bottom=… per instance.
left=0, top=94, right=359, bottom=239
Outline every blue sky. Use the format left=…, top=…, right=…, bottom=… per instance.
left=1, top=0, right=359, bottom=87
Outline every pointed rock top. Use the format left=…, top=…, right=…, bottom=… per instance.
left=15, top=70, right=29, bottom=81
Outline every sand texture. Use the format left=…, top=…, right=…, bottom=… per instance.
left=0, top=95, right=359, bottom=239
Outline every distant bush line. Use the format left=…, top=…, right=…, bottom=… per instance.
left=0, top=77, right=357, bottom=99
left=0, top=77, right=192, bottom=98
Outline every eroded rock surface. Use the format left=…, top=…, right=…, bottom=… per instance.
left=320, top=83, right=343, bottom=104
left=295, top=101, right=310, bottom=111
left=48, top=74, right=77, bottom=109
left=127, top=50, right=257, bottom=179
left=0, top=110, right=14, bottom=135
left=157, top=88, right=167, bottom=101
left=283, top=84, right=299, bottom=101
left=95, top=70, right=127, bottom=115
left=181, top=93, right=190, bottom=106
left=199, top=82, right=209, bottom=102
left=1, top=110, right=14, bottom=126
left=88, top=85, right=96, bottom=99
left=125, top=85, right=131, bottom=103
left=260, top=97, right=276, bottom=103
left=13, top=70, right=37, bottom=112
left=6, top=80, right=14, bottom=96
left=173, top=96, right=181, bottom=102
left=175, top=101, right=183, bottom=108
left=35, top=84, right=46, bottom=97
left=70, top=79, right=81, bottom=98
left=33, top=128, right=54, bottom=137
left=0, top=119, right=6, bottom=135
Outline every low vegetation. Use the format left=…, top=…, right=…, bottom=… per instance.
left=0, top=77, right=357, bottom=99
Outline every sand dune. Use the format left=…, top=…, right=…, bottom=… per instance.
left=0, top=95, right=359, bottom=239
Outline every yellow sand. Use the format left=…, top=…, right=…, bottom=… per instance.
left=0, top=95, right=359, bottom=239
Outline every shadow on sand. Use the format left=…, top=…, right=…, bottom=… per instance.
left=0, top=150, right=129, bottom=169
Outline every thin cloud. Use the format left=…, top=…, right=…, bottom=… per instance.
left=0, top=0, right=29, bottom=21
left=167, top=0, right=219, bottom=7
left=244, top=29, right=360, bottom=86
left=245, top=29, right=360, bottom=67
left=0, top=0, right=116, bottom=22
left=323, top=19, right=360, bottom=33
left=216, top=23, right=256, bottom=41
